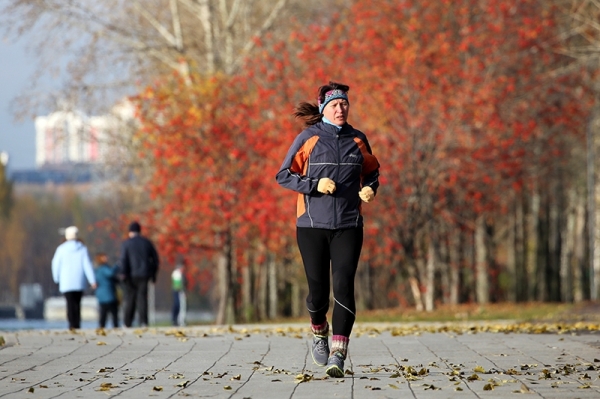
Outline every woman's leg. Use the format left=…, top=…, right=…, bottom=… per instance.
left=72, top=291, right=83, bottom=329
left=297, top=227, right=332, bottom=327
left=297, top=227, right=333, bottom=367
left=64, top=292, right=76, bottom=329
left=64, top=291, right=83, bottom=329
left=329, top=227, right=363, bottom=357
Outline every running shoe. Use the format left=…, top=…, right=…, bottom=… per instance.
left=311, top=335, right=329, bottom=366
left=325, top=351, right=345, bottom=378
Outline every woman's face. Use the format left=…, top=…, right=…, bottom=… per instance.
left=323, top=99, right=349, bottom=126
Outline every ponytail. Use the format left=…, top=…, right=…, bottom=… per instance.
left=293, top=102, right=322, bottom=126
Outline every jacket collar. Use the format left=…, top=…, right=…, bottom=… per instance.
left=316, top=121, right=352, bottom=137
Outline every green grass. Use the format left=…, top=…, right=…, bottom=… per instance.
left=354, top=302, right=585, bottom=323
left=182, top=301, right=599, bottom=327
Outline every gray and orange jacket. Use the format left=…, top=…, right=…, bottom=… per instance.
left=276, top=121, right=380, bottom=229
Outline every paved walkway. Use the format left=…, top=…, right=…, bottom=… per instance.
left=1, top=322, right=599, bottom=398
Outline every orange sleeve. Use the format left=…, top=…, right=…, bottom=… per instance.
left=354, top=137, right=380, bottom=176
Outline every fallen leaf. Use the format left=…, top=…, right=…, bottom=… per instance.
left=295, top=373, right=313, bottom=383
left=100, top=383, right=114, bottom=388
left=519, top=383, right=532, bottom=393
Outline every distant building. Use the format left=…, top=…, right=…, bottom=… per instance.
left=34, top=101, right=135, bottom=168
left=8, top=100, right=136, bottom=185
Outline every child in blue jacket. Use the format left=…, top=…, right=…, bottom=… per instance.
left=94, top=253, right=120, bottom=328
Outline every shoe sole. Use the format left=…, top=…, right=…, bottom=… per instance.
left=325, top=364, right=344, bottom=378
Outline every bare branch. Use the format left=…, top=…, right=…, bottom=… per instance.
left=229, top=0, right=289, bottom=74
left=133, top=1, right=178, bottom=49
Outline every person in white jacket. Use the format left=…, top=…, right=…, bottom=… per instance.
left=51, top=226, right=97, bottom=329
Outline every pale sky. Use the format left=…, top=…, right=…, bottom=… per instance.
left=0, top=38, right=36, bottom=171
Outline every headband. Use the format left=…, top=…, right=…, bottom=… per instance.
left=318, top=89, right=349, bottom=114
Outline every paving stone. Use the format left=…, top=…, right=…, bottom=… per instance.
left=0, top=323, right=599, bottom=398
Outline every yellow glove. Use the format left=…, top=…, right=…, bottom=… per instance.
left=359, top=186, right=375, bottom=203
left=317, top=178, right=336, bottom=194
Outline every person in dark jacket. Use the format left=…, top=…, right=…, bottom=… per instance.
left=120, top=221, right=159, bottom=327
left=94, top=252, right=120, bottom=329
left=275, top=81, right=380, bottom=378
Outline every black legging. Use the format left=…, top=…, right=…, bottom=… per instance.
left=63, top=291, right=83, bottom=329
left=296, top=227, right=363, bottom=337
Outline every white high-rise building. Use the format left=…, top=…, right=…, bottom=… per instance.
left=34, top=101, right=135, bottom=167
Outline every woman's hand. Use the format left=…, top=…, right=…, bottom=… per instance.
left=317, top=178, right=336, bottom=194
left=359, top=186, right=375, bottom=203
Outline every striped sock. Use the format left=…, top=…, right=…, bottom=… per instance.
left=331, top=335, right=349, bottom=359
left=311, top=320, right=329, bottom=337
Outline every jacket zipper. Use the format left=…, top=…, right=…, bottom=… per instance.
left=334, top=133, right=341, bottom=228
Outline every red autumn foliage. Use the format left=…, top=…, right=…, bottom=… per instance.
left=129, top=0, right=592, bottom=309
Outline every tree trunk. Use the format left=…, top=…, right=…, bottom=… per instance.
left=257, top=258, right=268, bottom=320
left=560, top=188, right=575, bottom=303
left=526, top=187, right=540, bottom=301
left=506, top=201, right=517, bottom=302
left=242, top=263, right=252, bottom=322
left=425, top=238, right=435, bottom=312
left=215, top=251, right=229, bottom=325
left=475, top=215, right=489, bottom=304
left=547, top=196, right=560, bottom=301
left=291, top=278, right=302, bottom=318
left=355, top=261, right=372, bottom=310
left=437, top=228, right=450, bottom=304
left=268, top=255, right=277, bottom=319
left=408, top=276, right=424, bottom=311
left=215, top=231, right=233, bottom=325
left=537, top=200, right=548, bottom=302
left=588, top=107, right=600, bottom=301
left=574, top=195, right=586, bottom=302
left=448, top=229, right=460, bottom=305
left=515, top=194, right=526, bottom=301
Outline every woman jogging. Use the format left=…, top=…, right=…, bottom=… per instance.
left=275, top=81, right=380, bottom=378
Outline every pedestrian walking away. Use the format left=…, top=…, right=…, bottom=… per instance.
left=94, top=252, right=120, bottom=329
left=51, top=226, right=97, bottom=330
left=275, top=81, right=380, bottom=378
left=120, top=221, right=160, bottom=328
